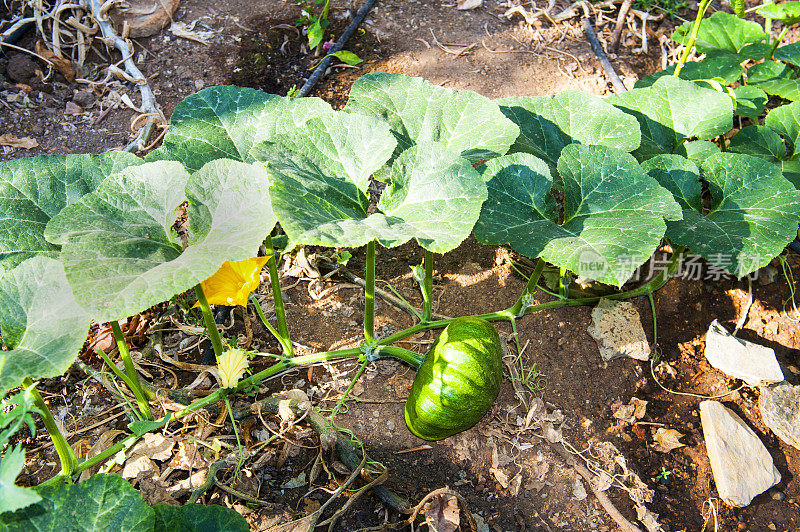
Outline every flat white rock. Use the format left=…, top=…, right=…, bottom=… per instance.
left=704, top=320, right=784, bottom=386
left=759, top=381, right=800, bottom=450
left=588, top=298, right=651, bottom=361
left=700, top=400, right=781, bottom=507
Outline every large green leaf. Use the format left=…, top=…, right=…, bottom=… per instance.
left=147, top=85, right=333, bottom=171
left=748, top=60, right=800, bottom=101
left=757, top=1, right=800, bottom=25
left=731, top=85, right=768, bottom=119
left=0, top=257, right=90, bottom=391
left=473, top=146, right=681, bottom=286
left=0, top=474, right=154, bottom=531
left=780, top=159, right=800, bottom=189
left=766, top=101, right=800, bottom=157
left=45, top=159, right=276, bottom=323
left=728, top=126, right=788, bottom=162
left=775, top=41, right=800, bottom=68
left=0, top=446, right=41, bottom=515
left=498, top=91, right=641, bottom=169
left=608, top=76, right=733, bottom=159
left=672, top=12, right=767, bottom=54
left=0, top=153, right=142, bottom=274
left=635, top=53, right=745, bottom=89
left=255, top=112, right=485, bottom=252
left=344, top=72, right=519, bottom=162
left=152, top=504, right=249, bottom=532
left=643, top=153, right=800, bottom=276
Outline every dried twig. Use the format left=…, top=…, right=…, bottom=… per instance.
left=88, top=0, right=163, bottom=151
left=609, top=0, right=634, bottom=52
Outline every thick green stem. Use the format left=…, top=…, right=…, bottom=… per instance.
left=264, top=236, right=293, bottom=357
left=40, top=248, right=684, bottom=487
left=194, top=285, right=225, bottom=363
left=422, top=250, right=434, bottom=323
left=23, top=378, right=78, bottom=476
left=41, top=346, right=366, bottom=486
left=674, top=0, right=713, bottom=77
left=509, top=259, right=546, bottom=316
left=771, top=26, right=789, bottom=58
left=364, top=240, right=376, bottom=344
left=110, top=321, right=153, bottom=420
left=764, top=0, right=774, bottom=36
left=374, top=345, right=426, bottom=369
left=379, top=248, right=685, bottom=346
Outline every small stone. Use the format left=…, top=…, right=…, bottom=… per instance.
left=572, top=478, right=587, bottom=500
left=72, top=90, right=96, bottom=108
left=703, top=320, right=784, bottom=386
left=587, top=298, right=651, bottom=362
left=64, top=101, right=82, bottom=115
left=6, top=54, right=38, bottom=83
left=194, top=79, right=205, bottom=90
left=759, top=381, right=800, bottom=450
left=700, top=400, right=780, bottom=507
left=770, top=489, right=786, bottom=501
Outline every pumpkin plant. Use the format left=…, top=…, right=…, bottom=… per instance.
left=3, top=65, right=800, bottom=529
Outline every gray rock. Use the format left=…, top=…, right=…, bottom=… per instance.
left=588, top=298, right=651, bottom=361
left=703, top=320, right=784, bottom=386
left=700, top=400, right=781, bottom=507
left=759, top=381, right=800, bottom=450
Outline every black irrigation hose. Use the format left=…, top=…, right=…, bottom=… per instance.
left=297, top=0, right=379, bottom=97
left=582, top=17, right=627, bottom=93
left=0, top=20, right=34, bottom=58
left=788, top=238, right=800, bottom=255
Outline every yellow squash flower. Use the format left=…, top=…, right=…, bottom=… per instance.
left=197, top=257, right=269, bottom=307
left=217, top=347, right=250, bottom=388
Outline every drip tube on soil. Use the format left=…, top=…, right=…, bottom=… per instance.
left=582, top=16, right=627, bottom=93
left=297, top=0, right=379, bottom=97
left=0, top=18, right=34, bottom=58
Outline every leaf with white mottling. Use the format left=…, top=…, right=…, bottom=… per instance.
left=261, top=119, right=486, bottom=253
left=344, top=72, right=518, bottom=162
left=474, top=146, right=681, bottom=286
left=0, top=256, right=90, bottom=391
left=45, top=159, right=276, bottom=323
left=147, top=85, right=333, bottom=171
left=0, top=152, right=143, bottom=274
left=766, top=101, right=800, bottom=157
left=499, top=91, right=640, bottom=168
left=643, top=152, right=800, bottom=276
left=608, top=76, right=733, bottom=159
left=0, top=474, right=154, bottom=531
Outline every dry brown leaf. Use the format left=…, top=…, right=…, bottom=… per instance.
left=653, top=427, right=685, bottom=453
left=130, top=433, right=174, bottom=461
left=35, top=40, right=76, bottom=82
left=613, top=397, right=648, bottom=424
left=168, top=440, right=207, bottom=470
left=490, top=467, right=510, bottom=489
left=457, top=0, right=483, bottom=9
left=423, top=494, right=460, bottom=532
left=0, top=134, right=38, bottom=149
left=122, top=454, right=158, bottom=480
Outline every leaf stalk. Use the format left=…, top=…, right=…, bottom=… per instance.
left=110, top=321, right=153, bottom=420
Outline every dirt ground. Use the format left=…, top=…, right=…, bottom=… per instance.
left=3, top=0, right=800, bottom=530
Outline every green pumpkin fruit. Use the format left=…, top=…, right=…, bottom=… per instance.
left=404, top=317, right=503, bottom=440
